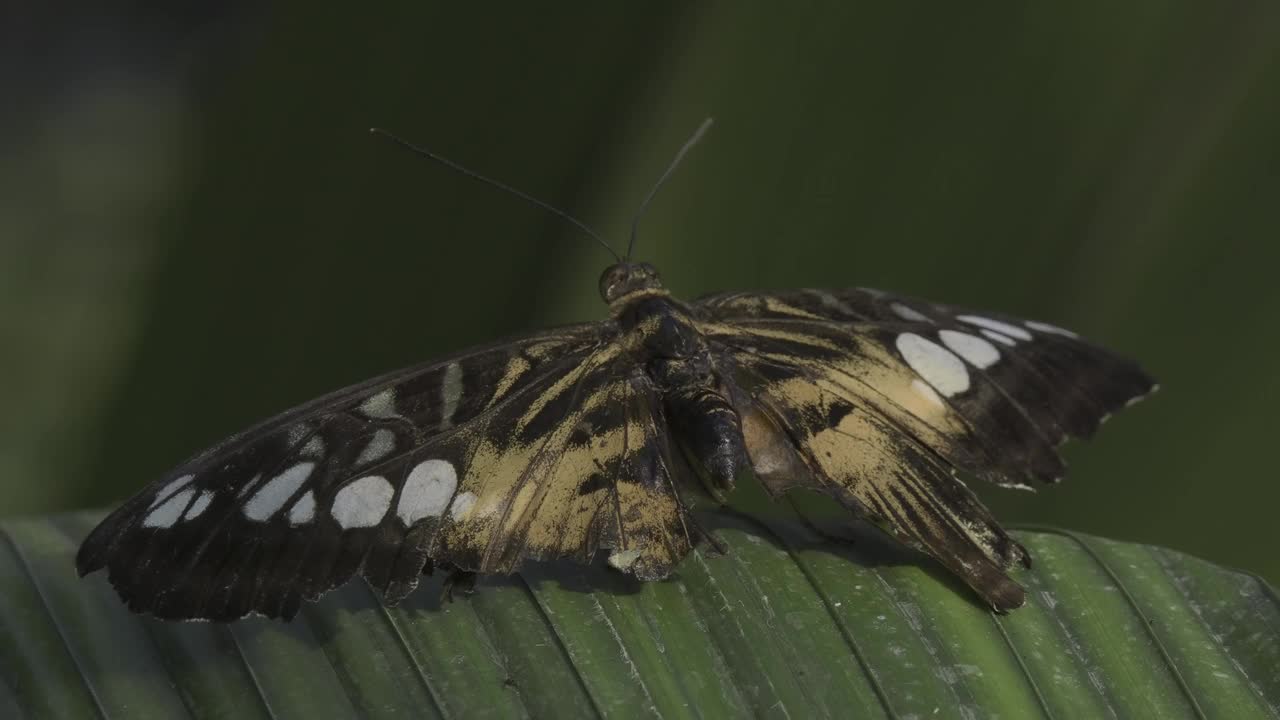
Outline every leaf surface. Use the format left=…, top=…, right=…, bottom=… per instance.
left=1, top=512, right=1276, bottom=719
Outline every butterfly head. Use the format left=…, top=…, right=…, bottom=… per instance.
left=599, top=262, right=667, bottom=306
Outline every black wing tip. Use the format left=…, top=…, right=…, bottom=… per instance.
left=108, top=572, right=303, bottom=623
left=77, top=554, right=406, bottom=624
left=1124, top=380, right=1160, bottom=408
left=89, top=544, right=425, bottom=623
left=1081, top=375, right=1158, bottom=436
left=74, top=544, right=99, bottom=577
left=1005, top=538, right=1033, bottom=571
left=1028, top=454, right=1068, bottom=486
left=74, top=531, right=110, bottom=578
left=1056, top=372, right=1158, bottom=444
left=75, top=557, right=100, bottom=579
left=979, top=566, right=1028, bottom=612
left=991, top=585, right=1026, bottom=613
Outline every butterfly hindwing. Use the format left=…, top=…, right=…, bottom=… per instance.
left=732, top=355, right=1030, bottom=610
left=427, top=352, right=696, bottom=582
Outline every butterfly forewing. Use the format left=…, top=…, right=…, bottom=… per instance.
left=77, top=325, right=610, bottom=620
left=695, top=286, right=1154, bottom=609
left=696, top=287, right=1156, bottom=452
left=701, top=318, right=1065, bottom=488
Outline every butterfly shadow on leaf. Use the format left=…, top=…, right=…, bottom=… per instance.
left=688, top=496, right=1005, bottom=614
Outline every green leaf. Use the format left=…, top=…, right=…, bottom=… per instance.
left=2, top=511, right=1277, bottom=719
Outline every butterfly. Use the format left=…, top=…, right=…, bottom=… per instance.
left=77, top=122, right=1156, bottom=621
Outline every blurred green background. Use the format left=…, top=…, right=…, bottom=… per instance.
left=5, top=3, right=1278, bottom=585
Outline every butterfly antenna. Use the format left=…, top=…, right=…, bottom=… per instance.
left=370, top=128, right=621, bottom=263
left=626, top=117, right=714, bottom=261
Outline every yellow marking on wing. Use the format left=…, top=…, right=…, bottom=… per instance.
left=472, top=375, right=686, bottom=575
left=513, top=345, right=619, bottom=434
left=498, top=418, right=644, bottom=543
left=714, top=321, right=976, bottom=461
left=432, top=357, right=637, bottom=572
left=485, top=356, right=532, bottom=410
left=700, top=321, right=845, bottom=353
left=762, top=296, right=827, bottom=320
left=764, top=376, right=1011, bottom=570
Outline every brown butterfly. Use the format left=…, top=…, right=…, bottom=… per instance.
left=77, top=121, right=1155, bottom=620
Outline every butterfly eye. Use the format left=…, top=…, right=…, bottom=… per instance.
left=598, top=264, right=639, bottom=303
left=599, top=263, right=665, bottom=304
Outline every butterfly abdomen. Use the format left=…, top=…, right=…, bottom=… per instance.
left=666, top=385, right=747, bottom=500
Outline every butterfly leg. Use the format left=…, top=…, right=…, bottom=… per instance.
left=441, top=565, right=477, bottom=602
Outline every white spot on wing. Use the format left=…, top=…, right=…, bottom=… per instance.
left=301, top=435, right=326, bottom=458
left=244, top=462, right=315, bottom=521
left=359, top=388, right=398, bottom=419
left=441, top=362, right=463, bottom=427
left=895, top=333, right=970, bottom=396
left=608, top=548, right=642, bottom=572
left=144, top=488, right=195, bottom=528
left=332, top=475, right=394, bottom=528
left=449, top=491, right=477, bottom=521
left=236, top=473, right=262, bottom=498
left=398, top=459, right=458, bottom=525
left=149, top=474, right=195, bottom=509
left=939, top=330, right=1001, bottom=369
left=890, top=302, right=932, bottom=323
left=288, top=490, right=316, bottom=525
left=286, top=424, right=309, bottom=446
left=182, top=490, right=215, bottom=521
left=1025, top=320, right=1079, bottom=338
left=980, top=329, right=1017, bottom=347
left=355, top=428, right=396, bottom=466
left=956, top=315, right=1032, bottom=341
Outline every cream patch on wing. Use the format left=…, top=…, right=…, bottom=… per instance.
left=331, top=475, right=394, bottom=529
left=398, top=459, right=458, bottom=525
left=939, top=330, right=1001, bottom=369
left=956, top=315, right=1032, bottom=342
left=244, top=462, right=315, bottom=521
left=896, top=332, right=970, bottom=396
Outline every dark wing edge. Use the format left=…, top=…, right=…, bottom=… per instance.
left=697, top=287, right=1157, bottom=472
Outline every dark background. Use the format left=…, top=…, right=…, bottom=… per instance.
left=4, top=3, right=1278, bottom=585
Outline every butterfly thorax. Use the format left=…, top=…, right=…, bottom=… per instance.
left=599, top=262, right=709, bottom=385
left=600, top=261, right=748, bottom=500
